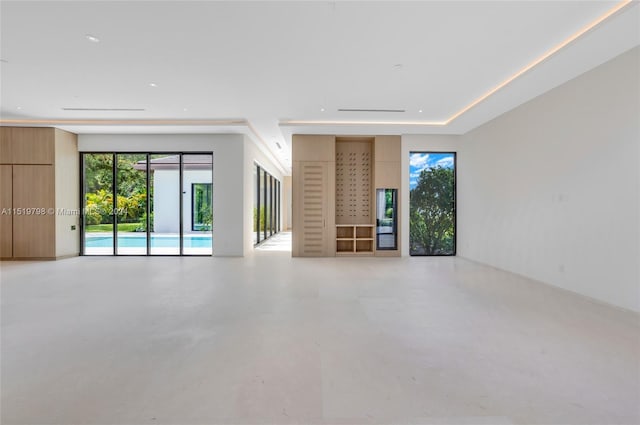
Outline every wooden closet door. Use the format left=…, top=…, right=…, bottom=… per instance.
left=12, top=165, right=55, bottom=258
left=0, top=165, right=12, bottom=257
left=295, top=161, right=329, bottom=257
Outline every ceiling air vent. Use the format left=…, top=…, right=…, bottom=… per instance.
left=61, top=108, right=146, bottom=111
left=338, top=108, right=405, bottom=113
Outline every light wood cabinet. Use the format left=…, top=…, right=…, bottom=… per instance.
left=12, top=165, right=55, bottom=258
left=292, top=135, right=336, bottom=257
left=336, top=224, right=374, bottom=255
left=334, top=137, right=375, bottom=256
left=0, top=165, right=12, bottom=257
left=374, top=136, right=401, bottom=257
left=292, top=135, right=335, bottom=162
left=7, top=127, right=54, bottom=164
left=0, top=127, right=78, bottom=260
left=294, top=161, right=330, bottom=256
left=0, top=127, right=12, bottom=164
left=292, top=134, right=401, bottom=258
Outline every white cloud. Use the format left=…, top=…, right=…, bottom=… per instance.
left=410, top=171, right=421, bottom=178
left=409, top=153, right=429, bottom=168
left=435, top=156, right=454, bottom=168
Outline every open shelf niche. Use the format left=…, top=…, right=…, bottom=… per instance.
left=335, top=137, right=374, bottom=255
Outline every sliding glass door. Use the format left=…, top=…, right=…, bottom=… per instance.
left=116, top=154, right=148, bottom=255
left=83, top=154, right=114, bottom=255
left=409, top=152, right=456, bottom=256
left=81, top=152, right=213, bottom=256
left=148, top=154, right=180, bottom=255
left=254, top=163, right=280, bottom=245
left=182, top=154, right=213, bottom=255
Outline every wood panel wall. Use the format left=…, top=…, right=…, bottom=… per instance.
left=335, top=138, right=373, bottom=225
left=292, top=135, right=335, bottom=257
left=0, top=165, right=13, bottom=257
left=0, top=127, right=78, bottom=260
left=12, top=165, right=56, bottom=258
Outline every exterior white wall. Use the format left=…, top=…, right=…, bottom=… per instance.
left=458, top=47, right=639, bottom=312
left=401, top=134, right=462, bottom=257
left=243, top=135, right=285, bottom=255
left=151, top=169, right=212, bottom=234
left=152, top=170, right=179, bottom=233
left=79, top=134, right=244, bottom=256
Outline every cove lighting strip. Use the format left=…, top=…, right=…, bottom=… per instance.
left=0, top=119, right=247, bottom=126
left=0, top=0, right=631, bottom=129
left=280, top=0, right=632, bottom=128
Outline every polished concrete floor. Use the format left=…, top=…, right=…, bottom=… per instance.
left=1, top=233, right=639, bottom=425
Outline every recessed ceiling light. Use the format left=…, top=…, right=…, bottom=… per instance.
left=183, top=108, right=188, bottom=112
left=85, top=34, right=100, bottom=43
left=320, top=108, right=325, bottom=112
left=418, top=109, right=423, bottom=113
left=149, top=82, right=158, bottom=88
left=16, top=106, right=22, bottom=110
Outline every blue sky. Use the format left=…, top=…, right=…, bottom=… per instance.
left=409, top=153, right=454, bottom=190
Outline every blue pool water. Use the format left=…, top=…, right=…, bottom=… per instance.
left=86, top=235, right=212, bottom=248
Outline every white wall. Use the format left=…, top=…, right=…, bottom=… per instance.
left=54, top=129, right=80, bottom=257
left=458, top=46, right=640, bottom=312
left=79, top=134, right=245, bottom=256
left=242, top=135, right=285, bottom=255
left=151, top=169, right=212, bottom=234
left=401, top=134, right=462, bottom=257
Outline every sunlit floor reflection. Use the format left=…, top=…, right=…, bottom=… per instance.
left=255, top=231, right=291, bottom=252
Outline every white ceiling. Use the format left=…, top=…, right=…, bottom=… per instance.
left=1, top=1, right=638, bottom=174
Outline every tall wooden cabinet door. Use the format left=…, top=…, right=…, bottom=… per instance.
left=294, top=161, right=329, bottom=257
left=0, top=128, right=12, bottom=164
left=12, top=165, right=55, bottom=258
left=0, top=165, right=12, bottom=257
left=10, top=128, right=54, bottom=165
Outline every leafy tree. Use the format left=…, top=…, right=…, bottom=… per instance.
left=83, top=154, right=113, bottom=194
left=409, top=165, right=455, bottom=255
left=84, top=154, right=147, bottom=226
left=116, top=155, right=147, bottom=198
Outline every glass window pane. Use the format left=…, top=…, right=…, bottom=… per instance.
left=261, top=169, right=267, bottom=240
left=83, top=153, right=114, bottom=255
left=182, top=154, right=213, bottom=255
left=254, top=164, right=259, bottom=245
left=409, top=152, right=456, bottom=256
left=149, top=153, right=181, bottom=255
left=266, top=174, right=272, bottom=236
left=115, top=154, right=148, bottom=255
left=376, top=189, right=397, bottom=250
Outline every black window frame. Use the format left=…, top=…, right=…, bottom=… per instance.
left=191, top=182, right=212, bottom=232
left=80, top=151, right=213, bottom=257
left=408, top=151, right=457, bottom=256
left=254, top=163, right=281, bottom=247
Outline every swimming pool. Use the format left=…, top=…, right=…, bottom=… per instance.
left=85, top=234, right=212, bottom=248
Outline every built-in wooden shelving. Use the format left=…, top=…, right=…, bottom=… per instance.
left=336, top=224, right=374, bottom=255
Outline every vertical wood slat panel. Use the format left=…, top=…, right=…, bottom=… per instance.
left=299, top=162, right=328, bottom=256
